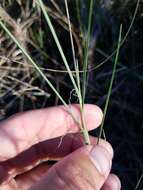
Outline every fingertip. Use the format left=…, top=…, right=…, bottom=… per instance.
left=102, top=174, right=121, bottom=190
left=98, top=139, right=114, bottom=159
left=89, top=145, right=112, bottom=178
left=83, top=104, right=103, bottom=130
left=61, top=104, right=103, bottom=131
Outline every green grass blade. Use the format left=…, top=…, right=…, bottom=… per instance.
left=97, top=24, right=123, bottom=143
left=75, top=60, right=81, bottom=95
left=75, top=0, right=95, bottom=145
left=121, top=0, right=140, bottom=47
left=64, top=0, right=76, bottom=70
left=0, top=20, right=67, bottom=107
left=37, top=0, right=81, bottom=101
left=64, top=0, right=90, bottom=144
left=134, top=174, right=143, bottom=190
left=82, top=0, right=94, bottom=105
left=64, top=0, right=83, bottom=106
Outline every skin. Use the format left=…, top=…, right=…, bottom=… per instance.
left=0, top=104, right=121, bottom=190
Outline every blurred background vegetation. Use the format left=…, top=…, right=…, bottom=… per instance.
left=0, top=0, right=143, bottom=189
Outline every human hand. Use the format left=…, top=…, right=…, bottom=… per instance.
left=0, top=104, right=121, bottom=190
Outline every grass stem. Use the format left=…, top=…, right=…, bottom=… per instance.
left=97, top=24, right=123, bottom=143
left=82, top=0, right=94, bottom=105
left=134, top=174, right=143, bottom=190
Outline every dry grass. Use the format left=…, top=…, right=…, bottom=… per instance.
left=0, top=1, right=84, bottom=118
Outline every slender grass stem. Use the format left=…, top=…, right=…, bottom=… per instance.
left=64, top=0, right=90, bottom=144
left=97, top=24, right=123, bottom=143
left=76, top=0, right=94, bottom=145
left=80, top=108, right=91, bottom=145
left=75, top=60, right=81, bottom=95
left=64, top=0, right=82, bottom=104
left=82, top=0, right=94, bottom=105
left=134, top=174, right=143, bottom=190
left=64, top=0, right=76, bottom=71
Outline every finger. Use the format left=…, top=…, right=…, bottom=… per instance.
left=0, top=179, right=18, bottom=190
left=0, top=135, right=113, bottom=185
left=15, top=138, right=113, bottom=190
left=30, top=144, right=113, bottom=190
left=15, top=163, right=51, bottom=190
left=0, top=104, right=102, bottom=161
left=102, top=174, right=121, bottom=190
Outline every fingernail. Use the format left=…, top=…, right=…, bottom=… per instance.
left=90, top=145, right=111, bottom=176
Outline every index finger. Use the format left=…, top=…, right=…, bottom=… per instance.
left=0, top=104, right=103, bottom=161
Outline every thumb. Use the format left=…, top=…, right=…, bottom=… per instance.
left=30, top=144, right=113, bottom=190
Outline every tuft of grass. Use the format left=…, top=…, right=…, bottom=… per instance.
left=37, top=0, right=91, bottom=145
left=0, top=20, right=67, bottom=107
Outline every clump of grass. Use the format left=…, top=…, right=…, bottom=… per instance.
left=0, top=1, right=49, bottom=115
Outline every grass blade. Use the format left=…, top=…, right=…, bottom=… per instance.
left=97, top=24, right=123, bottom=143
left=82, top=0, right=94, bottom=105
left=64, top=0, right=82, bottom=105
left=134, top=174, right=143, bottom=190
left=64, top=0, right=76, bottom=71
left=75, top=60, right=81, bottom=95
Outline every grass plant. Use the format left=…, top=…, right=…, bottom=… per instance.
left=0, top=1, right=142, bottom=189
left=0, top=0, right=139, bottom=147
left=0, top=0, right=139, bottom=145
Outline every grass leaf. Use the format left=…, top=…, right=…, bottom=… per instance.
left=134, top=174, right=143, bottom=190
left=82, top=0, right=94, bottom=105
left=98, top=24, right=123, bottom=143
